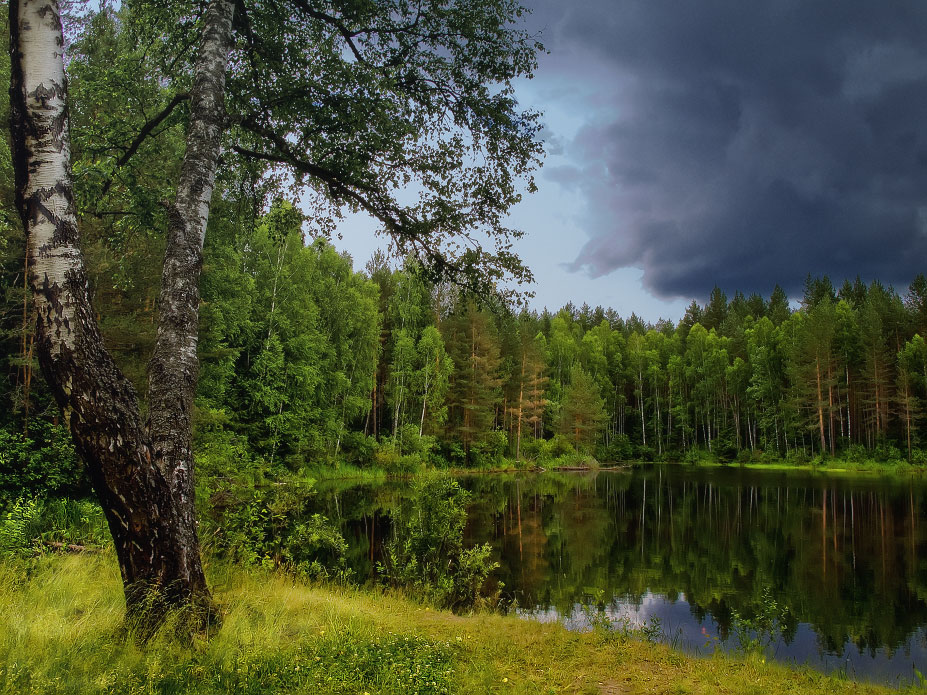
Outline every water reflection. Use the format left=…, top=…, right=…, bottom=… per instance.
left=314, top=466, right=927, bottom=685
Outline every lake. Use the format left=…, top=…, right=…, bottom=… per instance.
left=313, top=465, right=927, bottom=686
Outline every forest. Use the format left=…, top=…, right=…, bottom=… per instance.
left=4, top=0, right=927, bottom=502
left=5, top=188, right=927, bottom=497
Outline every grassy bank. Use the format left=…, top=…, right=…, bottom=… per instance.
left=0, top=553, right=911, bottom=694
left=632, top=458, right=927, bottom=477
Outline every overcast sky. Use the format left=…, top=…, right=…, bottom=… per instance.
left=336, top=1, right=927, bottom=322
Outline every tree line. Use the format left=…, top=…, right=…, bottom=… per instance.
left=190, top=241, right=927, bottom=469
left=6, top=186, right=927, bottom=479
left=196, top=247, right=927, bottom=468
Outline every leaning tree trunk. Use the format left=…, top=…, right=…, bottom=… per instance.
left=9, top=0, right=233, bottom=631
left=145, top=0, right=236, bottom=614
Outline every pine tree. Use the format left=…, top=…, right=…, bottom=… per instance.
left=558, top=366, right=606, bottom=453
left=443, top=302, right=503, bottom=460
left=508, top=323, right=548, bottom=460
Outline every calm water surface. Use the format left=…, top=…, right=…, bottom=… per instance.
left=314, top=466, right=927, bottom=686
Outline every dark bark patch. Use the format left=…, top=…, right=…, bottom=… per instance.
left=30, top=82, right=66, bottom=107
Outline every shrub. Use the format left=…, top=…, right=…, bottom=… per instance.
left=374, top=444, right=425, bottom=475
left=543, top=434, right=575, bottom=460
left=872, top=442, right=903, bottom=464
left=0, top=497, right=42, bottom=556
left=283, top=514, right=351, bottom=581
left=202, top=476, right=350, bottom=580
left=714, top=436, right=738, bottom=462
left=339, top=430, right=378, bottom=466
left=597, top=434, right=632, bottom=463
left=0, top=497, right=109, bottom=556
left=470, top=430, right=508, bottom=468
left=0, top=421, right=85, bottom=499
left=683, top=448, right=715, bottom=465
left=380, top=477, right=498, bottom=611
left=518, top=436, right=545, bottom=462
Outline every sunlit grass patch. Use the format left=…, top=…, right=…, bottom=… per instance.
left=0, top=554, right=910, bottom=694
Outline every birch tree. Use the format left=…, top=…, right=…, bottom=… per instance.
left=9, top=0, right=542, bottom=629
left=10, top=0, right=234, bottom=629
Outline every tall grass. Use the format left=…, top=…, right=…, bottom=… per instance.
left=0, top=553, right=907, bottom=694
left=0, top=554, right=456, bottom=694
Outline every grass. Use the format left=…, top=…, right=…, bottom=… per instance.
left=652, top=458, right=927, bottom=477
left=301, top=461, right=390, bottom=483
left=0, top=553, right=914, bottom=694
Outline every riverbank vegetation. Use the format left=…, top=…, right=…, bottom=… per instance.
left=0, top=552, right=907, bottom=695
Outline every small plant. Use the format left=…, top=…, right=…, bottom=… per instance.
left=0, top=497, right=42, bottom=555
left=639, top=615, right=665, bottom=644
left=202, top=474, right=350, bottom=579
left=729, top=588, right=787, bottom=656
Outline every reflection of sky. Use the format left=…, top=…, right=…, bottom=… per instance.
left=520, top=591, right=927, bottom=687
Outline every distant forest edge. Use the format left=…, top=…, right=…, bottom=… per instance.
left=4, top=200, right=927, bottom=496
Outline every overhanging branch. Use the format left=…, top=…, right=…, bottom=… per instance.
left=97, top=92, right=190, bottom=200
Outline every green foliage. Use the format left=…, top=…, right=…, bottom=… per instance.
left=380, top=477, right=498, bottom=611
left=0, top=422, right=84, bottom=499
left=374, top=445, right=427, bottom=476
left=557, top=366, right=606, bottom=452
left=469, top=430, right=508, bottom=468
left=197, top=203, right=380, bottom=465
left=0, top=497, right=41, bottom=556
left=544, top=434, right=576, bottom=460
left=202, top=473, right=350, bottom=581
left=0, top=497, right=109, bottom=556
left=0, top=555, right=894, bottom=695
left=598, top=434, right=633, bottom=462
left=729, top=588, right=790, bottom=657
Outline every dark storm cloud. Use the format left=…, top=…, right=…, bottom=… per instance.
left=524, top=1, right=927, bottom=298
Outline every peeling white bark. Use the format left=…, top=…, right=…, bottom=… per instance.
left=15, top=0, right=81, bottom=354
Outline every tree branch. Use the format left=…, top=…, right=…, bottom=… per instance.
left=230, top=141, right=468, bottom=283
left=97, top=92, right=190, bottom=200
left=288, top=0, right=368, bottom=65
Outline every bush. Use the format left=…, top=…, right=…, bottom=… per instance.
left=469, top=430, right=508, bottom=468
left=683, top=448, right=716, bottom=465
left=714, top=437, right=738, bottom=462
left=283, top=514, right=352, bottom=581
left=518, top=436, right=545, bottom=462
left=195, top=426, right=264, bottom=484
left=843, top=444, right=869, bottom=464
left=543, top=434, right=575, bottom=460
left=0, top=497, right=109, bottom=556
left=872, top=442, right=903, bottom=464
left=202, top=476, right=350, bottom=581
left=0, top=497, right=42, bottom=556
left=374, top=445, right=425, bottom=475
left=380, top=476, right=498, bottom=611
left=597, top=434, right=632, bottom=463
left=0, top=421, right=86, bottom=499
left=339, top=430, right=378, bottom=466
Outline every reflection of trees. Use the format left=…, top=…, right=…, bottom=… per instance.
left=491, top=468, right=927, bottom=655
left=313, top=469, right=927, bottom=656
